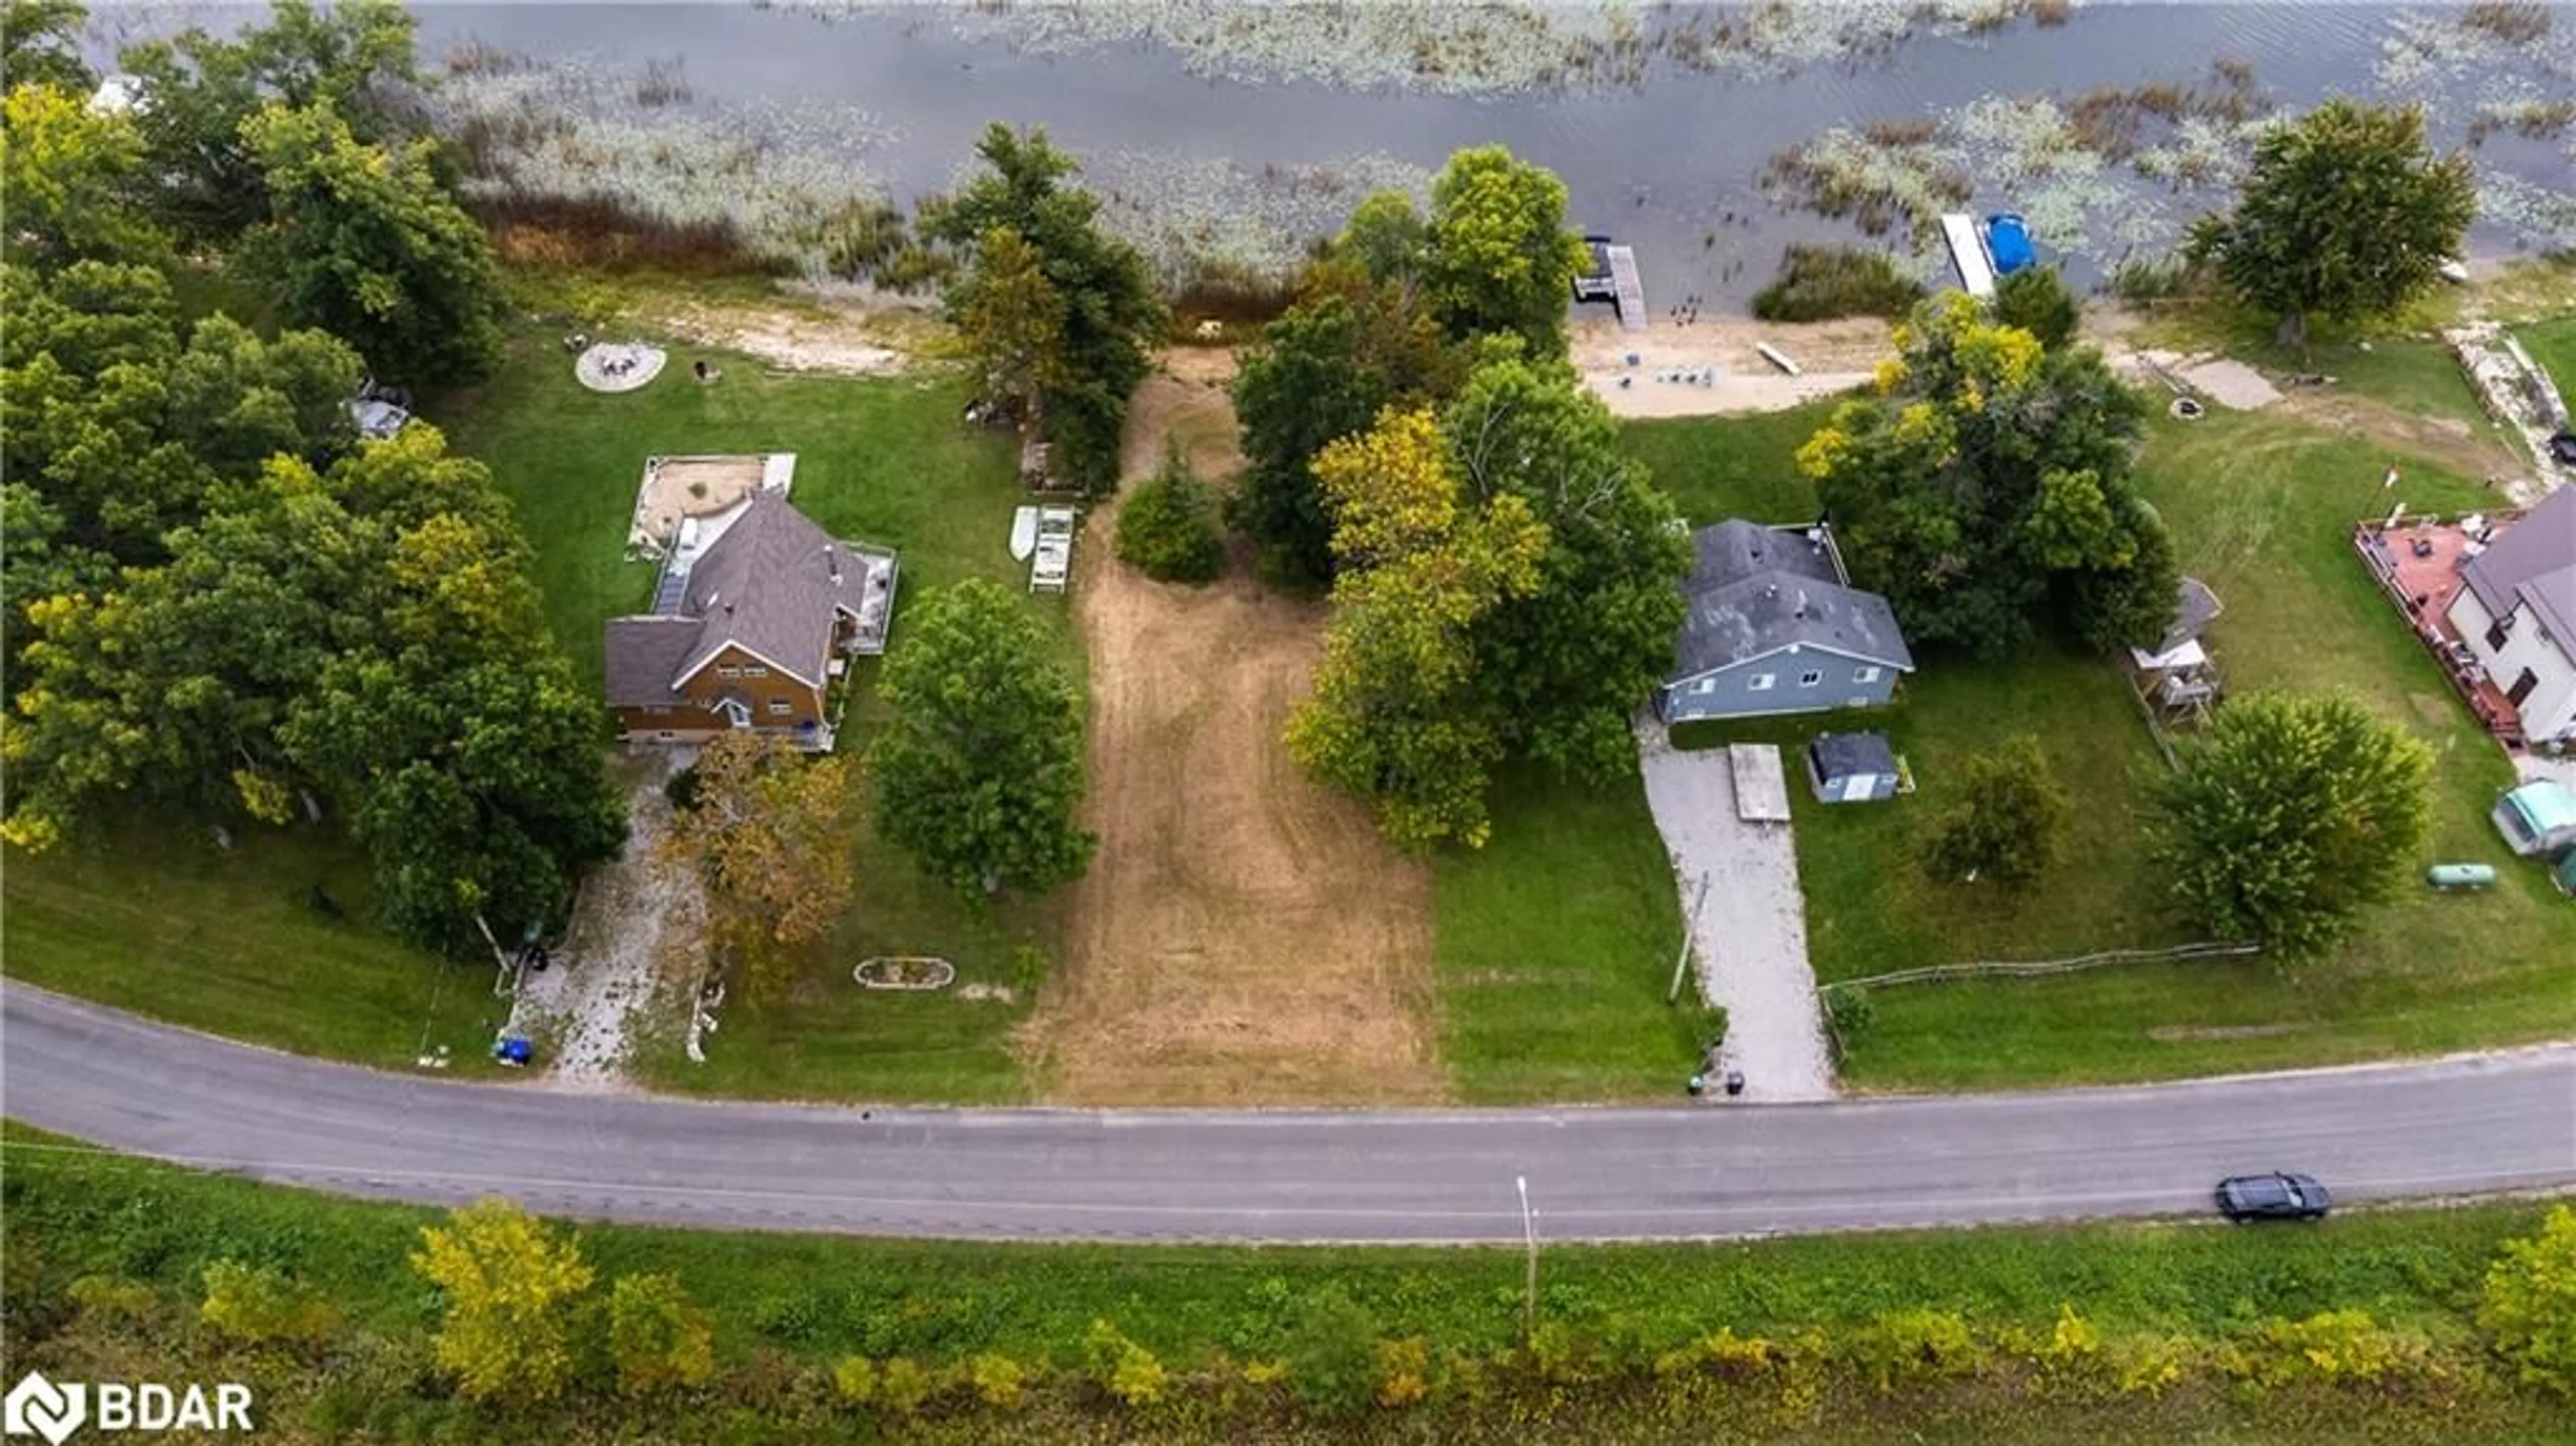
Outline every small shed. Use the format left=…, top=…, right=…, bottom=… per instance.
left=1806, top=731, right=1900, bottom=804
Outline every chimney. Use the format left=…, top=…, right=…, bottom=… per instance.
left=826, top=545, right=841, bottom=585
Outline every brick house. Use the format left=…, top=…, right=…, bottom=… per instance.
left=604, top=492, right=898, bottom=748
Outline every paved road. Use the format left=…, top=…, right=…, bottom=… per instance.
left=4, top=986, right=2570, bottom=1242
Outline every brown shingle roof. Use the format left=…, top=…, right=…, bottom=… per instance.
left=603, top=494, right=885, bottom=707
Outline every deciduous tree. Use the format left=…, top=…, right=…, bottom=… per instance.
left=928, top=123, right=1165, bottom=495
left=0, top=82, right=162, bottom=269
left=1230, top=264, right=1455, bottom=583
left=1918, top=735, right=2069, bottom=889
left=658, top=730, right=859, bottom=998
left=872, top=579, right=1093, bottom=896
left=1286, top=407, right=1546, bottom=849
left=1444, top=352, right=1689, bottom=783
left=2185, top=101, right=2475, bottom=353
left=1993, top=265, right=2082, bottom=351
left=241, top=102, right=504, bottom=382
left=1424, top=146, right=1590, bottom=356
left=2146, top=690, right=2432, bottom=958
left=2, top=0, right=95, bottom=97
left=119, top=0, right=422, bottom=243
left=1794, top=294, right=2174, bottom=659
left=952, top=224, right=1068, bottom=426
left=410, top=1198, right=594, bottom=1404
left=606, top=1272, right=716, bottom=1397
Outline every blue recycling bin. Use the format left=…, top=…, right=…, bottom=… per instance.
left=493, top=1036, right=534, bottom=1066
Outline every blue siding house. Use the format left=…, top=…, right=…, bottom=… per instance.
left=1658, top=519, right=1915, bottom=725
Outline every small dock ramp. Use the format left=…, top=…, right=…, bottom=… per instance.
left=1941, top=214, right=1995, bottom=299
left=1606, top=243, right=1648, bottom=331
left=1729, top=743, right=1791, bottom=823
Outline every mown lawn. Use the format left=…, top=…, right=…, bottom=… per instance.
left=2519, top=313, right=2576, bottom=400
left=437, top=323, right=1070, bottom=1104
left=1614, top=395, right=2576, bottom=1091
left=1433, top=766, right=1701, bottom=1103
left=435, top=325, right=1038, bottom=683
left=5, top=1133, right=2565, bottom=1444
left=0, top=821, right=508, bottom=1074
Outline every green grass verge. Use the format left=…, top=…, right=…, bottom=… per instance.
left=3, top=1133, right=2563, bottom=1444
left=0, top=1127, right=2544, bottom=1357
left=1433, top=766, right=1703, bottom=1103
left=0, top=820, right=509, bottom=1073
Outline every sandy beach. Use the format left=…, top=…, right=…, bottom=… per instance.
left=1570, top=314, right=1891, bottom=419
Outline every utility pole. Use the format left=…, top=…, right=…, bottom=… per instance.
left=1516, top=1174, right=1538, bottom=1345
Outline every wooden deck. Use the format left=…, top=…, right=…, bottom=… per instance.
left=1605, top=243, right=1647, bottom=331
left=1941, top=214, right=1996, bottom=300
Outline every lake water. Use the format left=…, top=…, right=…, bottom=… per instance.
left=99, top=3, right=2576, bottom=308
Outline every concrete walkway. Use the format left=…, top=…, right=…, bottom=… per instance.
left=1633, top=722, right=1837, bottom=1101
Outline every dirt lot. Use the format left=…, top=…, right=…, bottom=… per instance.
left=1028, top=350, right=1447, bottom=1105
left=1572, top=315, right=1885, bottom=419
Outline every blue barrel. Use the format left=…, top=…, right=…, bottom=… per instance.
left=2426, top=863, right=2496, bottom=891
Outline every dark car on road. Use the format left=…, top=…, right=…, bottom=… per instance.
left=2548, top=431, right=2576, bottom=466
left=2216, top=1172, right=2330, bottom=1222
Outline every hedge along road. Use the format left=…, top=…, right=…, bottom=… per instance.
left=3, top=986, right=2570, bottom=1243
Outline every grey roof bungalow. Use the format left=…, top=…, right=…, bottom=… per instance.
left=1658, top=519, right=1915, bottom=724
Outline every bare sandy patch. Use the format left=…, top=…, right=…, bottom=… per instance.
left=1027, top=357, right=1446, bottom=1105
left=1572, top=315, right=1884, bottom=419
left=2273, top=387, right=2529, bottom=484
left=633, top=290, right=922, bottom=377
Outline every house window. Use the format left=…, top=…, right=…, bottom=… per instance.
left=718, top=665, right=742, bottom=679
left=767, top=700, right=792, bottom=716
left=745, top=666, right=768, bottom=679
left=1691, top=677, right=1719, bottom=696
left=1854, top=666, right=1882, bottom=684
left=1799, top=670, right=1823, bottom=687
left=2486, top=616, right=2512, bottom=651
left=642, top=704, right=671, bottom=715
left=1748, top=673, right=1775, bottom=691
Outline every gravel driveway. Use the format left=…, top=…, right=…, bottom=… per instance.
left=1634, top=722, right=1837, bottom=1101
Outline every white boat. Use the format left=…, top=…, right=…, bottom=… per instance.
left=1008, top=505, right=1038, bottom=561
left=2437, top=258, right=2471, bottom=285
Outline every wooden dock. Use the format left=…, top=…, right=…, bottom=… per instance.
left=1941, top=214, right=1996, bottom=299
left=1605, top=243, right=1647, bottom=331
